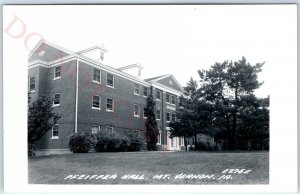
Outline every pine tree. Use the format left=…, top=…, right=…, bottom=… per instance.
left=28, top=95, right=60, bottom=156
left=145, top=86, right=159, bottom=151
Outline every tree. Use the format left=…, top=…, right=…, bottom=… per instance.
left=28, top=95, right=60, bottom=156
left=198, top=57, right=265, bottom=150
left=145, top=86, right=159, bottom=151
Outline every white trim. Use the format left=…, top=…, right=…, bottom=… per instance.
left=106, top=98, right=114, bottom=112
left=134, top=104, right=140, bottom=118
left=106, top=73, right=114, bottom=88
left=149, top=74, right=184, bottom=92
left=93, top=68, right=102, bottom=84
left=51, top=124, right=59, bottom=139
left=152, top=82, right=183, bottom=96
left=75, top=60, right=79, bottom=133
left=92, top=95, right=101, bottom=110
left=52, top=93, right=60, bottom=107
left=53, top=66, right=61, bottom=80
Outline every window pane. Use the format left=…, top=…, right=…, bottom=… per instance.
left=156, top=91, right=160, bottom=100
left=53, top=125, right=59, bottom=137
left=107, top=98, right=113, bottom=110
left=93, top=69, right=101, bottom=82
left=166, top=94, right=170, bottom=103
left=134, top=104, right=140, bottom=116
left=92, top=95, right=100, bottom=108
left=134, top=84, right=139, bottom=94
left=143, top=87, right=148, bottom=96
left=156, top=110, right=161, bottom=120
left=171, top=96, right=175, bottom=104
left=166, top=113, right=170, bottom=121
left=107, top=74, right=114, bottom=86
left=29, top=77, right=35, bottom=91
left=55, top=66, right=61, bottom=78
left=53, top=94, right=60, bottom=105
left=143, top=108, right=148, bottom=118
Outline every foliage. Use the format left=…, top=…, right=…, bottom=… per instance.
left=28, top=143, right=38, bottom=157
left=69, top=132, right=94, bottom=153
left=145, top=86, right=159, bottom=151
left=198, top=57, right=266, bottom=150
left=94, top=131, right=143, bottom=152
left=28, top=95, right=60, bottom=157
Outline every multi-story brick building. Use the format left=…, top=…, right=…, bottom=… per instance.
left=28, top=40, right=185, bottom=154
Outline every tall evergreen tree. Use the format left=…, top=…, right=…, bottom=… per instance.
left=28, top=95, right=60, bottom=156
left=145, top=86, right=159, bottom=151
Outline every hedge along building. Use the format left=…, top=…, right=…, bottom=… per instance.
left=28, top=40, right=185, bottom=154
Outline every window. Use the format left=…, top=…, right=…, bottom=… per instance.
left=92, top=95, right=101, bottom=109
left=156, top=109, right=161, bottom=120
left=171, top=96, right=176, bottom=104
left=157, top=132, right=161, bottom=144
left=171, top=138, right=174, bottom=147
left=166, top=112, right=170, bottom=122
left=53, top=93, right=60, bottom=106
left=134, top=104, right=140, bottom=117
left=156, top=90, right=161, bottom=100
left=171, top=113, right=176, bottom=122
left=134, top=84, right=139, bottom=95
left=135, top=129, right=140, bottom=135
left=29, top=76, right=35, bottom=92
left=143, top=87, right=148, bottom=97
left=143, top=107, right=148, bottom=118
left=52, top=124, right=59, bottom=138
left=106, top=98, right=114, bottom=112
left=105, top=126, right=114, bottom=134
left=106, top=73, right=114, bottom=87
left=54, top=66, right=61, bottom=79
left=100, top=52, right=104, bottom=61
left=166, top=94, right=170, bottom=103
left=91, top=125, right=101, bottom=134
left=93, top=68, right=101, bottom=83
left=181, top=137, right=184, bottom=146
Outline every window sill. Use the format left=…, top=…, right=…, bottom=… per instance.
left=106, top=85, right=114, bottom=89
left=50, top=137, right=59, bottom=139
left=53, top=77, right=61, bottom=80
left=30, top=90, right=36, bottom=93
left=134, top=93, right=140, bottom=96
left=143, top=95, right=148, bottom=98
left=92, top=107, right=101, bottom=110
left=92, top=80, right=102, bottom=84
left=143, top=117, right=147, bottom=119
left=134, top=115, right=140, bottom=118
left=52, top=104, right=60, bottom=107
left=106, top=109, right=114, bottom=112
left=156, top=119, right=161, bottom=121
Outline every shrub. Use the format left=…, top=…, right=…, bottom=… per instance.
left=28, top=143, right=37, bottom=157
left=69, top=132, right=93, bottom=153
left=127, top=133, right=144, bottom=151
left=94, top=131, right=144, bottom=152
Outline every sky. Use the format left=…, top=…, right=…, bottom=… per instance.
left=3, top=5, right=297, bottom=98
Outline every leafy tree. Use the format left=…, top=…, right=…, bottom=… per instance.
left=198, top=57, right=265, bottom=150
left=145, top=86, right=159, bottom=151
left=28, top=95, right=60, bottom=156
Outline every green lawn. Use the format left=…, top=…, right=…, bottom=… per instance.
left=28, top=151, right=269, bottom=184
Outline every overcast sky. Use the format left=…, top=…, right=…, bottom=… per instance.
left=3, top=5, right=297, bottom=98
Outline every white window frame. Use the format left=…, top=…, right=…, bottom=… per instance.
left=106, top=126, right=114, bottom=134
left=181, top=137, right=185, bottom=146
left=51, top=124, right=59, bottom=139
left=106, top=98, right=114, bottom=112
left=93, top=68, right=101, bottom=84
left=157, top=131, right=161, bottom=144
left=134, top=84, right=140, bottom=95
left=53, top=66, right=61, bottom=80
left=29, top=76, right=36, bottom=92
left=171, top=113, right=176, bottom=122
left=92, top=95, right=101, bottom=110
left=166, top=93, right=170, bottom=104
left=156, top=109, right=161, bottom=120
left=106, top=73, right=114, bottom=88
left=171, top=95, right=176, bottom=105
left=143, top=87, right=148, bottom=97
left=156, top=90, right=161, bottom=101
left=91, top=125, right=101, bottom=134
left=53, top=93, right=60, bottom=107
left=134, top=104, right=140, bottom=117
left=166, top=112, right=171, bottom=122
left=143, top=107, right=148, bottom=119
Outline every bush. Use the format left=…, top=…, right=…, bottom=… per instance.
left=69, top=132, right=93, bottom=153
left=94, top=131, right=144, bottom=152
left=127, top=133, right=144, bottom=151
left=28, top=143, right=37, bottom=157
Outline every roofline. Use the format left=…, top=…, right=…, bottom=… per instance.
left=117, top=63, right=143, bottom=71
left=147, top=74, right=185, bottom=93
left=77, top=45, right=107, bottom=54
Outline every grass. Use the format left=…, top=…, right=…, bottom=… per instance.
left=28, top=151, right=269, bottom=184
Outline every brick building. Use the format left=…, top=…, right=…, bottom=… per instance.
left=28, top=40, right=185, bottom=154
